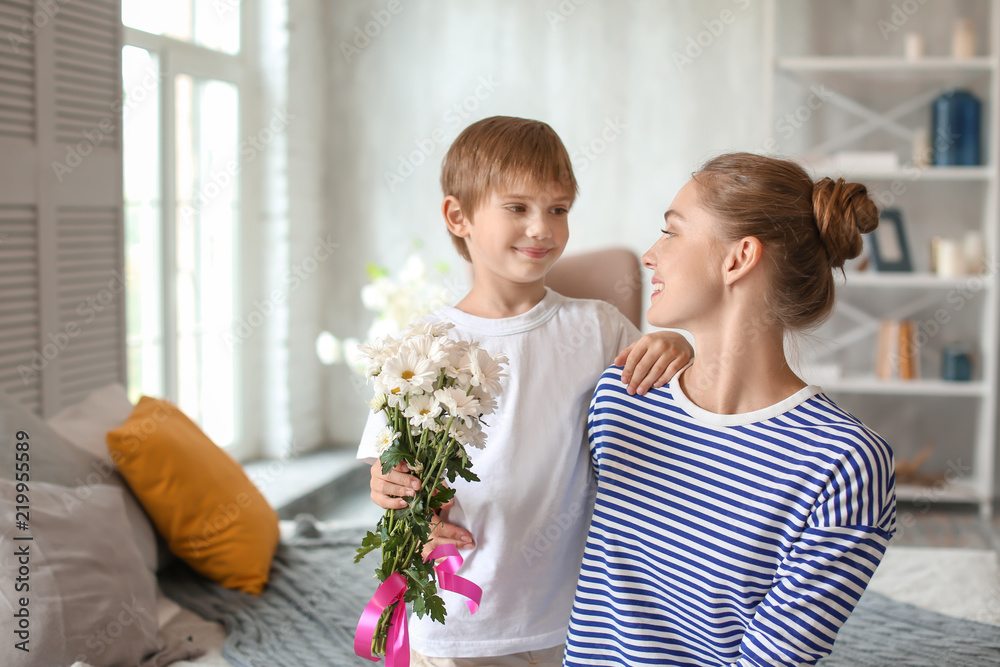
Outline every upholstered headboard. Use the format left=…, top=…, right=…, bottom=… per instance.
left=544, top=247, right=644, bottom=329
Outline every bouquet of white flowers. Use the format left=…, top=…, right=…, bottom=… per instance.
left=353, top=321, right=507, bottom=663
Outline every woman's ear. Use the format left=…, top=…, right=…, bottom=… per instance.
left=723, top=236, right=763, bottom=286
left=442, top=196, right=470, bottom=238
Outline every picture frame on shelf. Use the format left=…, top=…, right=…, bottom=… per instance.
left=868, top=208, right=913, bottom=272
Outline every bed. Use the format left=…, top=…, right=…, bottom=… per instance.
left=151, top=520, right=1000, bottom=667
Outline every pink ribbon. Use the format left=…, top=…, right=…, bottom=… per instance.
left=354, top=572, right=409, bottom=667
left=425, top=544, right=482, bottom=614
left=354, top=546, right=482, bottom=666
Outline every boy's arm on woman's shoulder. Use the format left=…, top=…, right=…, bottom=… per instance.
left=615, top=331, right=693, bottom=396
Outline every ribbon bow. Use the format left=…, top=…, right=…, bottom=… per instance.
left=355, top=572, right=409, bottom=666
left=425, top=544, right=482, bottom=613
left=354, top=545, right=482, bottom=666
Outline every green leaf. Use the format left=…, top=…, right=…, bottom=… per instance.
left=428, top=487, right=456, bottom=510
left=380, top=449, right=407, bottom=475
left=444, top=453, right=464, bottom=483
left=427, top=594, right=448, bottom=625
left=383, top=530, right=405, bottom=554
left=453, top=465, right=480, bottom=484
left=354, top=531, right=382, bottom=563
left=412, top=594, right=427, bottom=618
left=366, top=262, right=389, bottom=280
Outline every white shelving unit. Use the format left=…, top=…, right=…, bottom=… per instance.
left=764, top=0, right=1000, bottom=519
left=778, top=56, right=996, bottom=72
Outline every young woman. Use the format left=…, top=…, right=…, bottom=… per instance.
left=563, top=153, right=896, bottom=666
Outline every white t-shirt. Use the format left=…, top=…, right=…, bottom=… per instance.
left=357, top=288, right=641, bottom=657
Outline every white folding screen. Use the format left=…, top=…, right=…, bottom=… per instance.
left=0, top=0, right=124, bottom=416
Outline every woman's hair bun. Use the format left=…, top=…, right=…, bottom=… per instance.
left=812, top=177, right=879, bottom=268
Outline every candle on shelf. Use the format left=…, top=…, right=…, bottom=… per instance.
left=963, top=230, right=985, bottom=274
left=935, top=238, right=966, bottom=278
left=952, top=18, right=976, bottom=58
left=904, top=32, right=925, bottom=60
left=911, top=129, right=931, bottom=167
left=942, top=343, right=973, bottom=382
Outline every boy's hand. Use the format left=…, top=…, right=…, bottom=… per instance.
left=422, top=515, right=476, bottom=559
left=615, top=331, right=693, bottom=396
left=370, top=461, right=459, bottom=511
left=370, top=460, right=421, bottom=509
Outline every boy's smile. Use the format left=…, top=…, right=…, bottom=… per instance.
left=515, top=246, right=554, bottom=260
left=456, top=182, right=572, bottom=292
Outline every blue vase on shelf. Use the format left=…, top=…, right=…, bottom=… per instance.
left=931, top=89, right=982, bottom=166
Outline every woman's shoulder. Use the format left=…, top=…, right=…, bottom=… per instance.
left=592, top=365, right=678, bottom=408
left=792, top=392, right=894, bottom=464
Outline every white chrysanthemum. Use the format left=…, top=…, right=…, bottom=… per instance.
left=435, top=387, right=480, bottom=425
left=471, top=388, right=498, bottom=416
left=367, top=394, right=388, bottom=413
left=405, top=321, right=454, bottom=338
left=450, top=419, right=486, bottom=450
left=361, top=277, right=393, bottom=312
left=380, top=349, right=438, bottom=395
left=403, top=393, right=443, bottom=431
left=374, top=426, right=399, bottom=456
left=401, top=334, right=449, bottom=367
left=399, top=254, right=428, bottom=284
left=357, top=336, right=400, bottom=377
left=373, top=374, right=406, bottom=408
left=385, top=391, right=406, bottom=410
left=468, top=348, right=507, bottom=398
left=442, top=341, right=473, bottom=387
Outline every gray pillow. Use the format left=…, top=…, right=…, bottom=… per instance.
left=0, top=478, right=161, bottom=666
left=0, top=391, right=159, bottom=572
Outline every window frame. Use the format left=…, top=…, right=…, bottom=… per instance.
left=122, top=1, right=258, bottom=459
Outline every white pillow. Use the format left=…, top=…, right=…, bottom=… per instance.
left=0, top=479, right=162, bottom=666
left=47, top=384, right=134, bottom=463
left=40, top=385, right=162, bottom=573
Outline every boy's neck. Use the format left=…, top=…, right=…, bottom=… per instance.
left=454, top=279, right=548, bottom=319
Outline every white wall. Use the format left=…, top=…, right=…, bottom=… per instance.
left=320, top=0, right=768, bottom=446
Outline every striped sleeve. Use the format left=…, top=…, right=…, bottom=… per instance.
left=736, top=524, right=891, bottom=666
left=738, top=422, right=896, bottom=666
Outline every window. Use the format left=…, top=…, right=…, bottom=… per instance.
left=122, top=2, right=245, bottom=451
left=123, top=0, right=240, bottom=53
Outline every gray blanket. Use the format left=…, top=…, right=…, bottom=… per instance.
left=159, top=519, right=1000, bottom=667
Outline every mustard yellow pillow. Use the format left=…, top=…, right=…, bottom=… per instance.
left=106, top=397, right=279, bottom=594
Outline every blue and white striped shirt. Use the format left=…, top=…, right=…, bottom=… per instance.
left=564, top=367, right=895, bottom=666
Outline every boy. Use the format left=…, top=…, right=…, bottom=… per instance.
left=358, top=116, right=691, bottom=666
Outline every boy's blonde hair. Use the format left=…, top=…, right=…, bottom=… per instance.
left=441, top=116, right=578, bottom=261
